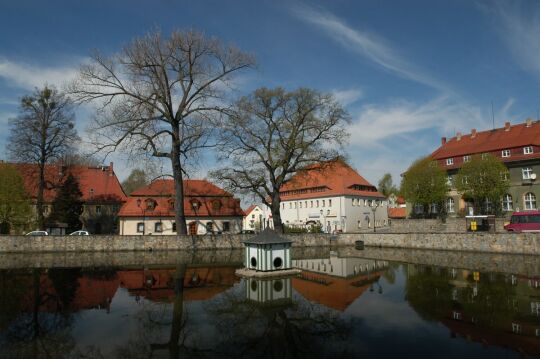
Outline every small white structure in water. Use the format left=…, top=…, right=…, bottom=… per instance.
left=243, top=228, right=293, bottom=271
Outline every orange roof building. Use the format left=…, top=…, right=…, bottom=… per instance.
left=277, top=160, right=388, bottom=233
left=11, top=162, right=127, bottom=234
left=242, top=204, right=273, bottom=232
left=118, top=179, right=244, bottom=235
left=429, top=119, right=540, bottom=216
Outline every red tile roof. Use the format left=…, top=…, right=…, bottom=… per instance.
left=388, top=207, right=407, bottom=219
left=431, top=120, right=540, bottom=169
left=244, top=204, right=259, bottom=216
left=119, top=179, right=244, bottom=217
left=279, top=160, right=384, bottom=201
left=13, top=162, right=127, bottom=203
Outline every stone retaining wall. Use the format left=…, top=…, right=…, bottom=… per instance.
left=0, top=231, right=539, bottom=255
left=387, top=217, right=507, bottom=233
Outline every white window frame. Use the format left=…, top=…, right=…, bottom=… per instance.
left=524, top=192, right=537, bottom=210
left=502, top=149, right=511, bottom=157
left=463, top=155, right=471, bottom=163
left=447, top=197, right=455, bottom=213
left=446, top=158, right=454, bottom=166
left=502, top=194, right=513, bottom=212
left=523, top=167, right=533, bottom=180
left=137, top=222, right=145, bottom=233
left=524, top=146, right=534, bottom=155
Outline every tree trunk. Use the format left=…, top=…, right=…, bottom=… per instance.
left=171, top=136, right=188, bottom=235
left=271, top=193, right=284, bottom=234
left=36, top=162, right=45, bottom=230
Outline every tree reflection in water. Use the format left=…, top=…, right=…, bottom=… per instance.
left=205, top=278, right=352, bottom=359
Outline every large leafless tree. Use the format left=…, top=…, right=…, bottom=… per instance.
left=7, top=86, right=79, bottom=230
left=210, top=87, right=349, bottom=233
left=68, top=29, right=255, bottom=235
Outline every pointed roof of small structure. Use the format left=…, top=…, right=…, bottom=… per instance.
left=243, top=228, right=293, bottom=245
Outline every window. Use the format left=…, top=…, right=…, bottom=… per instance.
left=364, top=200, right=368, bottom=206
left=484, top=198, right=493, bottom=213
left=462, top=176, right=468, bottom=185
left=414, top=203, right=424, bottom=214
left=447, top=197, right=455, bottom=213
left=502, top=149, right=511, bottom=157
left=446, top=176, right=453, bottom=186
left=206, top=222, right=213, bottom=233
left=502, top=194, right=513, bottom=211
left=452, top=311, right=461, bottom=320
left=96, top=205, right=101, bottom=214
left=463, top=155, right=471, bottom=163
left=310, top=201, right=313, bottom=208
left=282, top=203, right=285, bottom=210
left=481, top=153, right=488, bottom=159
left=294, top=202, right=297, bottom=209
left=525, top=192, right=537, bottom=210
left=322, top=200, right=325, bottom=207
left=252, top=214, right=255, bottom=219
left=446, top=158, right=454, bottom=166
left=524, top=146, right=534, bottom=154
left=154, top=222, right=163, bottom=233
left=305, top=201, right=308, bottom=208
left=512, top=323, right=522, bottom=334
left=430, top=203, right=438, bottom=214
left=289, top=203, right=292, bottom=209
left=500, top=172, right=509, bottom=181
left=299, top=202, right=302, bottom=209
left=329, top=199, right=332, bottom=207
left=223, top=221, right=230, bottom=232
left=523, top=167, right=534, bottom=180
left=316, top=200, right=319, bottom=208
left=212, top=200, right=222, bottom=210
left=137, top=222, right=144, bottom=233
left=172, top=222, right=176, bottom=232
left=352, top=198, right=356, bottom=206
left=357, top=220, right=362, bottom=229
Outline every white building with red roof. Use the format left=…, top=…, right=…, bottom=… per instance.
left=242, top=204, right=273, bottom=232
left=13, top=162, right=126, bottom=234
left=118, top=179, right=244, bottom=235
left=277, top=160, right=387, bottom=233
left=431, top=119, right=540, bottom=216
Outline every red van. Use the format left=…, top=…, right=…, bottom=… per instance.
left=504, top=211, right=540, bottom=232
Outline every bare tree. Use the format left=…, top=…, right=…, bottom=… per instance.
left=68, top=29, right=255, bottom=235
left=210, top=87, right=349, bottom=233
left=7, top=86, right=79, bottom=230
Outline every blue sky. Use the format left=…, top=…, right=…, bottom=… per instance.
left=1, top=0, right=539, bottom=186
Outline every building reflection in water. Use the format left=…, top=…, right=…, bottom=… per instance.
left=292, top=253, right=388, bottom=311
left=405, top=264, right=540, bottom=358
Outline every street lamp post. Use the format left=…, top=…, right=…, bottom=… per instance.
left=371, top=201, right=379, bottom=233
left=136, top=198, right=146, bottom=235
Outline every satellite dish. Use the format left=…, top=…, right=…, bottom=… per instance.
left=532, top=173, right=537, bottom=180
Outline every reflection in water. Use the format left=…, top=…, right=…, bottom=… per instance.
left=0, top=250, right=538, bottom=358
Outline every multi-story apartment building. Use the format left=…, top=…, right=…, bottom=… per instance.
left=118, top=179, right=244, bottom=235
left=14, top=162, right=126, bottom=234
left=277, top=160, right=387, bottom=233
left=431, top=119, right=540, bottom=216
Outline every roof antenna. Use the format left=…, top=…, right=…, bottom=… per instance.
left=491, top=101, right=495, bottom=130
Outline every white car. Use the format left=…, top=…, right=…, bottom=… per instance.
left=25, top=231, right=48, bottom=236
left=69, top=230, right=90, bottom=236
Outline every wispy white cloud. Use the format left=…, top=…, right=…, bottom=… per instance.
left=0, top=57, right=82, bottom=90
left=293, top=4, right=448, bottom=91
left=481, top=1, right=540, bottom=79
left=331, top=88, right=363, bottom=107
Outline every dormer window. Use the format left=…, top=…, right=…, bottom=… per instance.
left=446, top=158, right=454, bottom=166
left=502, top=149, right=511, bottom=158
left=145, top=199, right=156, bottom=211
left=524, top=146, right=534, bottom=155
left=463, top=155, right=471, bottom=163
left=212, top=200, right=222, bottom=210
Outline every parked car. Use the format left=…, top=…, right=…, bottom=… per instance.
left=504, top=211, right=540, bottom=232
left=69, top=230, right=90, bottom=236
left=25, top=231, right=48, bottom=236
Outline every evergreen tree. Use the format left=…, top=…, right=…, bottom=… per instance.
left=49, top=174, right=83, bottom=233
left=0, top=163, right=33, bottom=234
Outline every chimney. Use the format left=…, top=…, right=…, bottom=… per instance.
left=441, top=137, right=447, bottom=145
left=471, top=129, right=477, bottom=138
left=526, top=117, right=533, bottom=127
left=504, top=121, right=511, bottom=131
left=456, top=132, right=462, bottom=141
left=109, top=162, right=114, bottom=176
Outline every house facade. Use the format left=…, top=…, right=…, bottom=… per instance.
left=14, top=162, right=126, bottom=234
left=242, top=204, right=273, bottom=232
left=118, top=179, right=244, bottom=235
left=431, top=119, right=540, bottom=216
left=277, top=160, right=388, bottom=233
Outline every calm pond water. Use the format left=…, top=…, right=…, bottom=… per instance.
left=0, top=248, right=539, bottom=358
